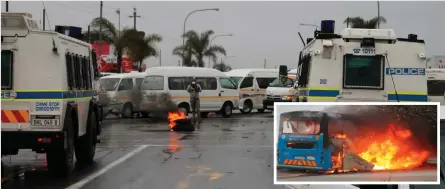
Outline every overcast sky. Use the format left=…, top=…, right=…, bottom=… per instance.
left=4, top=1, right=444, bottom=69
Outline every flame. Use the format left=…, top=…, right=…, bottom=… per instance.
left=355, top=123, right=429, bottom=171
left=334, top=133, right=347, bottom=139
left=168, top=111, right=188, bottom=131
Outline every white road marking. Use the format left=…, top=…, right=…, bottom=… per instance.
left=65, top=145, right=149, bottom=189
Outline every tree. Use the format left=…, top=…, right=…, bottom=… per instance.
left=84, top=17, right=126, bottom=73
left=84, top=17, right=162, bottom=72
left=173, top=30, right=226, bottom=67
left=213, top=62, right=232, bottom=72
left=123, top=30, right=163, bottom=71
left=343, top=16, right=387, bottom=29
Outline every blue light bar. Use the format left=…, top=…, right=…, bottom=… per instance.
left=320, top=20, right=335, bottom=34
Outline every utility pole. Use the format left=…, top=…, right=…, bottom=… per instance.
left=116, top=9, right=121, bottom=36
left=129, top=8, right=141, bottom=30
left=99, top=1, right=103, bottom=58
left=87, top=25, right=91, bottom=43
left=42, top=9, right=46, bottom=30
left=159, top=49, right=162, bottom=66
left=264, top=59, right=266, bottom=68
left=377, top=1, right=380, bottom=29
left=6, top=1, right=9, bottom=12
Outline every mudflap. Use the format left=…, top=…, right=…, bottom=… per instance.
left=342, top=151, right=374, bottom=172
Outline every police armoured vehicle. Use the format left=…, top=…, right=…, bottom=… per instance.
left=295, top=20, right=428, bottom=102
left=1, top=12, right=102, bottom=176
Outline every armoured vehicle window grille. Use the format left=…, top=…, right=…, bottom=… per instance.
left=81, top=56, right=88, bottom=90
left=427, top=80, right=445, bottom=96
left=343, top=55, right=384, bottom=90
left=1, top=50, right=13, bottom=90
left=77, top=55, right=85, bottom=89
left=73, top=55, right=80, bottom=89
left=68, top=54, right=77, bottom=89
left=256, top=77, right=276, bottom=89
left=298, top=54, right=311, bottom=87
left=91, top=50, right=100, bottom=78
left=86, top=58, right=92, bottom=90
left=65, top=53, right=72, bottom=89
left=240, top=77, right=254, bottom=88
left=142, top=76, right=164, bottom=90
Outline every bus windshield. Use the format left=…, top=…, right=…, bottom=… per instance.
left=269, top=77, right=295, bottom=87
left=281, top=119, right=320, bottom=135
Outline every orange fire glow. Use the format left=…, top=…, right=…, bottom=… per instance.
left=353, top=124, right=429, bottom=170
left=167, top=111, right=188, bottom=130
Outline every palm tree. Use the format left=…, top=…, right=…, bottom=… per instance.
left=213, top=62, right=232, bottom=72
left=123, top=30, right=163, bottom=71
left=173, top=30, right=226, bottom=67
left=85, top=17, right=127, bottom=73
left=343, top=16, right=387, bottom=29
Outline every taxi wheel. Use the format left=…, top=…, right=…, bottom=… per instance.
left=221, top=102, right=233, bottom=118
left=121, top=103, right=133, bottom=119
left=240, top=100, right=252, bottom=114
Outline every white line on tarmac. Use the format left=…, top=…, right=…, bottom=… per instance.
left=65, top=145, right=149, bottom=189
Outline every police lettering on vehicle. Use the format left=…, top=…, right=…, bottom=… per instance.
left=1, top=91, right=13, bottom=99
left=35, top=102, right=61, bottom=112
left=385, top=68, right=425, bottom=75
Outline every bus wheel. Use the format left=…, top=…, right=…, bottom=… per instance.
left=121, top=103, right=133, bottom=119
left=75, top=111, right=97, bottom=165
left=240, top=100, right=252, bottom=114
left=47, top=114, right=75, bottom=177
left=221, top=102, right=233, bottom=118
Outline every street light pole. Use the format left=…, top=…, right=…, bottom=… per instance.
left=208, top=34, right=233, bottom=68
left=116, top=9, right=121, bottom=36
left=182, top=8, right=219, bottom=66
left=299, top=23, right=320, bottom=30
left=377, top=1, right=380, bottom=29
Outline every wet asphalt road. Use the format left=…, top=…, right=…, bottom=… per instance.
left=2, top=111, right=286, bottom=189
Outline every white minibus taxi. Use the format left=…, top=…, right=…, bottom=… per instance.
left=141, top=67, right=239, bottom=118
left=226, top=69, right=278, bottom=113
left=97, top=72, right=146, bottom=118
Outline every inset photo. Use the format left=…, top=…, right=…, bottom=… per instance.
left=274, top=102, right=440, bottom=185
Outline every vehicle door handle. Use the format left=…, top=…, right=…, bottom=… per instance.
left=221, top=90, right=224, bottom=92
left=250, top=89, right=254, bottom=91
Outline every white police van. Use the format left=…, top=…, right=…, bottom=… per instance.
left=1, top=12, right=102, bottom=176
left=295, top=20, right=428, bottom=102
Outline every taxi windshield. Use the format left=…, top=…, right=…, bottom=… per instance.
left=269, top=77, right=295, bottom=87
left=281, top=118, right=321, bottom=135
left=98, top=78, right=121, bottom=91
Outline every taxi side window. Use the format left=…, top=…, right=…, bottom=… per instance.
left=240, top=77, right=254, bottom=88
left=119, top=78, right=133, bottom=91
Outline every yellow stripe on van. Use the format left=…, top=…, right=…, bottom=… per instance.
left=170, top=96, right=239, bottom=99
left=388, top=91, right=427, bottom=95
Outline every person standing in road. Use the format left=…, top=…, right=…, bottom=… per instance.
left=186, top=78, right=202, bottom=122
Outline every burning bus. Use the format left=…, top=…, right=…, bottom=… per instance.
left=277, top=110, right=434, bottom=173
